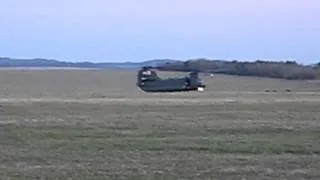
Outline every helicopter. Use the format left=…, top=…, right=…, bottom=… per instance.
left=136, top=66, right=206, bottom=92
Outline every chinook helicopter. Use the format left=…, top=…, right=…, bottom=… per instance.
left=136, top=66, right=206, bottom=92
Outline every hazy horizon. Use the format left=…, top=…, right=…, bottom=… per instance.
left=1, top=0, right=319, bottom=64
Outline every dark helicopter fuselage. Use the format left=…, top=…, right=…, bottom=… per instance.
left=136, top=67, right=206, bottom=92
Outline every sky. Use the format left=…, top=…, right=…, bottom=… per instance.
left=0, top=0, right=319, bottom=64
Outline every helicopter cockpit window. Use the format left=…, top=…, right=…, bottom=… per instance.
left=139, top=69, right=159, bottom=81
left=142, top=70, right=151, bottom=75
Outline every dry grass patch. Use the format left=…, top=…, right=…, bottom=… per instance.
left=0, top=69, right=319, bottom=179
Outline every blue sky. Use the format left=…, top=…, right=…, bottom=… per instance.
left=0, top=0, right=319, bottom=64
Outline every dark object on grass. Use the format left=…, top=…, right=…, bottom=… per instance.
left=136, top=66, right=206, bottom=92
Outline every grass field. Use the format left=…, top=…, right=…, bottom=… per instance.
left=0, top=69, right=319, bottom=179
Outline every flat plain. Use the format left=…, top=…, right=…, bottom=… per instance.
left=0, top=69, right=319, bottom=180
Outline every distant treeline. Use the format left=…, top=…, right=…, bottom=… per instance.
left=1, top=57, right=319, bottom=80
left=0, top=57, right=177, bottom=69
left=156, top=59, right=320, bottom=80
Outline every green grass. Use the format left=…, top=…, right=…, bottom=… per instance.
left=1, top=123, right=319, bottom=155
left=0, top=70, right=319, bottom=179
left=0, top=101, right=319, bottom=179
